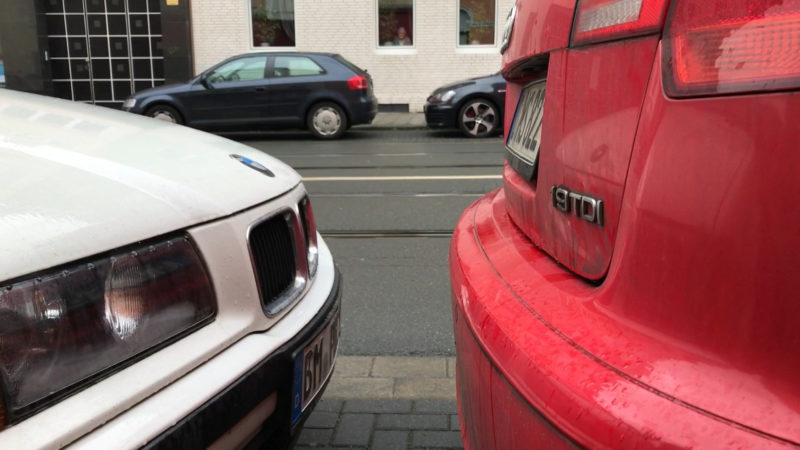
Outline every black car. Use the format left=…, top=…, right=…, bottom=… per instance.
left=424, top=73, right=506, bottom=138
left=123, top=52, right=377, bottom=139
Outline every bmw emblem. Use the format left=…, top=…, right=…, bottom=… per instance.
left=230, top=154, right=275, bottom=177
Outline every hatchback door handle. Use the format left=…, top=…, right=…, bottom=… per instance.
left=255, top=87, right=266, bottom=92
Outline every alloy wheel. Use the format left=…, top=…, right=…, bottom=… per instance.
left=461, top=101, right=497, bottom=137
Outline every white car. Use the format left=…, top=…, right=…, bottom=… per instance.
left=0, top=89, right=340, bottom=449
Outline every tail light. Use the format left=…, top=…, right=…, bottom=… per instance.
left=663, top=0, right=800, bottom=97
left=347, top=75, right=368, bottom=90
left=572, top=0, right=670, bottom=46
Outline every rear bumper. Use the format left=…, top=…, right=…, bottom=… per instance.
left=450, top=189, right=786, bottom=449
left=350, top=94, right=378, bottom=125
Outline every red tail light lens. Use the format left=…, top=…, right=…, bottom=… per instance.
left=664, top=0, right=800, bottom=97
left=347, top=75, right=368, bottom=90
left=572, top=0, right=670, bottom=46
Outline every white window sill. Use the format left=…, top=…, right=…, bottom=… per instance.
left=375, top=47, right=418, bottom=56
left=249, top=46, right=297, bottom=52
left=455, top=46, right=500, bottom=55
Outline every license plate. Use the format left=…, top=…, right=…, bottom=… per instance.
left=291, top=309, right=340, bottom=424
left=506, top=80, right=546, bottom=173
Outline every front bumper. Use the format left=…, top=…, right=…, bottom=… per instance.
left=450, top=189, right=785, bottom=449
left=0, top=185, right=339, bottom=449
left=148, top=269, right=341, bottom=448
left=423, top=103, right=456, bottom=129
left=67, top=268, right=341, bottom=450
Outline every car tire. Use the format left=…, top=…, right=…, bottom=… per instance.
left=458, top=99, right=499, bottom=138
left=145, top=105, right=183, bottom=125
left=307, top=102, right=347, bottom=139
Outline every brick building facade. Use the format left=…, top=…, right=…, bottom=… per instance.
left=191, top=0, right=514, bottom=112
left=0, top=0, right=513, bottom=112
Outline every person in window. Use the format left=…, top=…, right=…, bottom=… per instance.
left=393, top=27, right=411, bottom=45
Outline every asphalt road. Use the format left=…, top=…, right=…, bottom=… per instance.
left=241, top=128, right=504, bottom=357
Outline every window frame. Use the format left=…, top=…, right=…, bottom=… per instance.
left=455, top=0, right=499, bottom=50
left=375, top=0, right=417, bottom=53
left=269, top=55, right=328, bottom=78
left=248, top=0, right=297, bottom=50
left=203, top=54, right=270, bottom=86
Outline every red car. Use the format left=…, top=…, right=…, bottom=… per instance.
left=450, top=0, right=800, bottom=448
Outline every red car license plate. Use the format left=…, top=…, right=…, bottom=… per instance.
left=506, top=80, right=546, bottom=176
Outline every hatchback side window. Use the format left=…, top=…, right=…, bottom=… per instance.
left=207, top=56, right=268, bottom=83
left=272, top=56, right=325, bottom=77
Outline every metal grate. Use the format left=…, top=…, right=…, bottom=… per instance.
left=249, top=213, right=297, bottom=312
left=44, top=0, right=165, bottom=108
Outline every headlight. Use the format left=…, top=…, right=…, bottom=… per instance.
left=428, top=89, right=456, bottom=104
left=0, top=235, right=215, bottom=424
left=122, top=98, right=136, bottom=109
left=440, top=90, right=456, bottom=103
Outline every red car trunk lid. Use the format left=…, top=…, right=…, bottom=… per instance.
left=504, top=36, right=659, bottom=280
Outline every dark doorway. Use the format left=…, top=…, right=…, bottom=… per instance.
left=44, top=0, right=165, bottom=108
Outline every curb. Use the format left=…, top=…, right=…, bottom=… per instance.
left=358, top=125, right=430, bottom=131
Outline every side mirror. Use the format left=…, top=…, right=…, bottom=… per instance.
left=200, top=73, right=214, bottom=89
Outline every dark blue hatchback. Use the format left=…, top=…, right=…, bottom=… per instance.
left=424, top=73, right=505, bottom=138
left=123, top=52, right=377, bottom=139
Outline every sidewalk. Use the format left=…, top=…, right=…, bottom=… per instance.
left=366, top=112, right=427, bottom=130
left=295, top=356, right=463, bottom=450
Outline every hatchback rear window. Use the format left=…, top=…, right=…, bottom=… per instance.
left=333, top=55, right=366, bottom=75
left=273, top=56, right=325, bottom=77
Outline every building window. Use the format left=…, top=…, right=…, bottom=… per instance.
left=378, top=0, right=414, bottom=47
left=459, top=0, right=496, bottom=45
left=251, top=0, right=295, bottom=47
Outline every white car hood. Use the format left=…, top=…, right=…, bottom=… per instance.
left=0, top=90, right=300, bottom=282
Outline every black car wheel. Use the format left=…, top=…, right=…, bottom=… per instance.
left=145, top=105, right=183, bottom=125
left=459, top=99, right=499, bottom=138
left=307, top=102, right=347, bottom=139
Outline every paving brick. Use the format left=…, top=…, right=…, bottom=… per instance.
left=304, top=411, right=339, bottom=429
left=394, top=378, right=456, bottom=399
left=411, top=430, right=464, bottom=448
left=376, top=414, right=448, bottom=430
left=314, top=398, right=344, bottom=413
left=325, top=376, right=395, bottom=399
left=447, top=357, right=457, bottom=378
left=335, top=356, right=374, bottom=377
left=450, top=414, right=461, bottom=431
left=344, top=399, right=413, bottom=413
left=296, top=427, right=333, bottom=446
left=372, top=356, right=447, bottom=378
left=332, top=413, right=375, bottom=447
left=372, top=430, right=410, bottom=450
left=413, top=399, right=458, bottom=414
